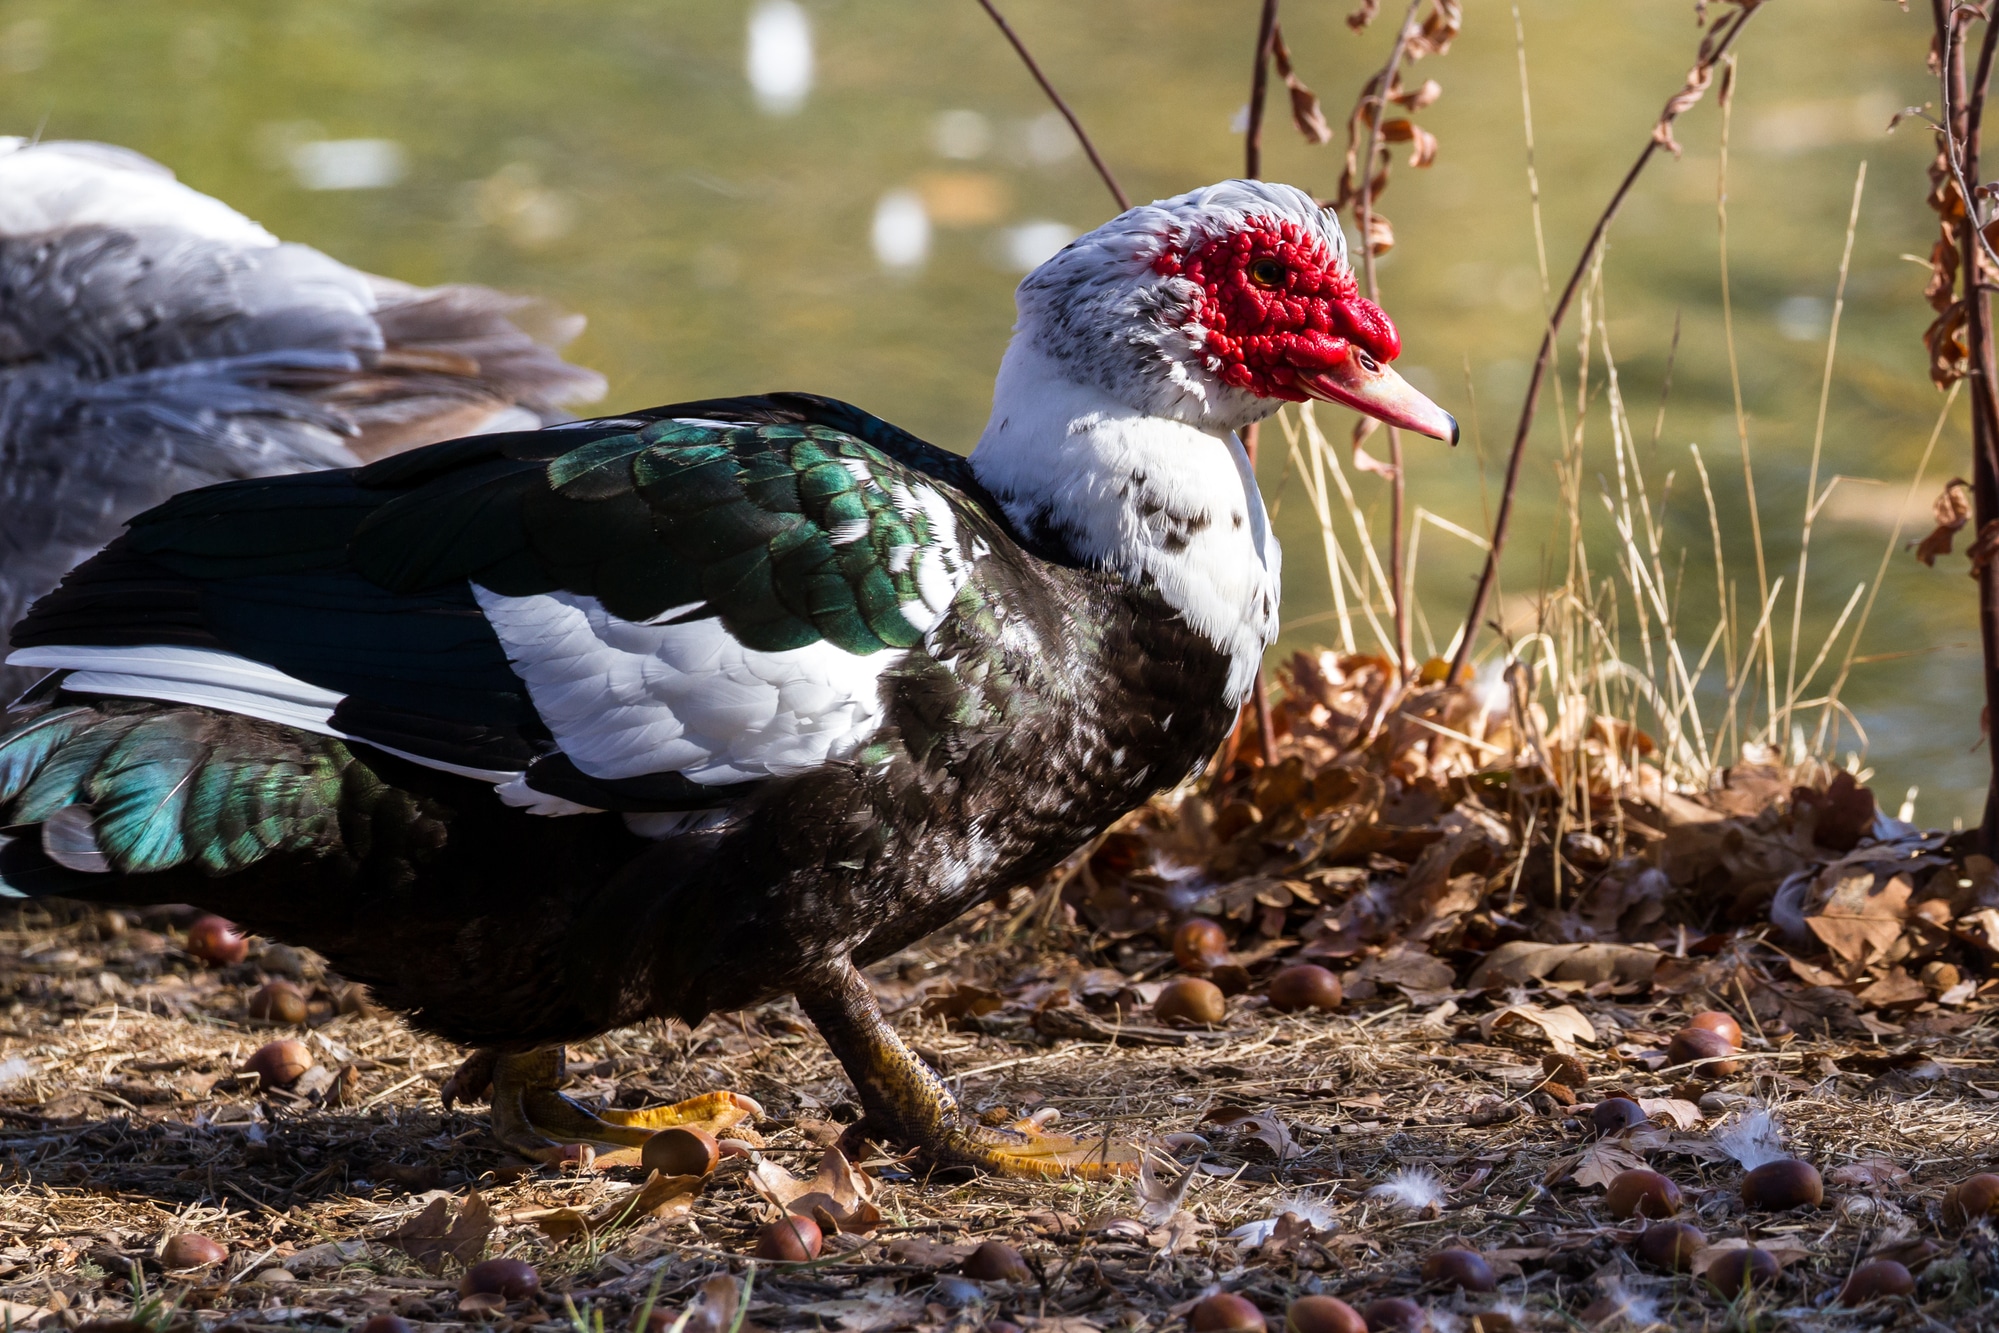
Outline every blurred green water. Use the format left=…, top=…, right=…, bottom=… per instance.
left=1, top=0, right=1981, bottom=821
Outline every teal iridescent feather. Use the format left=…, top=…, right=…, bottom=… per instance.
left=0, top=701, right=359, bottom=880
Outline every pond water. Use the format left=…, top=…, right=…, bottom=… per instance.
left=2, top=0, right=1981, bottom=821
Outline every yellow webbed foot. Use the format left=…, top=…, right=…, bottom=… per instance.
left=801, top=960, right=1146, bottom=1181
left=485, top=1049, right=761, bottom=1167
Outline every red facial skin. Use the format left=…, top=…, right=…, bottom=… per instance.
left=1153, top=216, right=1400, bottom=400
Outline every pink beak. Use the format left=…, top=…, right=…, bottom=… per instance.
left=1299, top=350, right=1458, bottom=444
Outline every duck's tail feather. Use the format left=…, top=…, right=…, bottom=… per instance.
left=0, top=697, right=360, bottom=896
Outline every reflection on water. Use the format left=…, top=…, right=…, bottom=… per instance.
left=0, top=0, right=1981, bottom=820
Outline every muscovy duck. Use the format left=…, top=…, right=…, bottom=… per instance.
left=0, top=180, right=1453, bottom=1176
left=0, top=138, right=606, bottom=696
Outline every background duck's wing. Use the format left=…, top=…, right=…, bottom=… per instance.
left=8, top=395, right=989, bottom=821
left=0, top=138, right=605, bottom=694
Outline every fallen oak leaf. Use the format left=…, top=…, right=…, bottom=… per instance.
left=1635, top=1097, right=1702, bottom=1130
left=749, top=1147, right=881, bottom=1233
left=533, top=1170, right=704, bottom=1244
left=384, top=1191, right=493, bottom=1275
left=1480, top=1002, right=1596, bottom=1054
left=1571, top=1138, right=1653, bottom=1191
left=1689, top=1235, right=1811, bottom=1277
left=1829, top=1158, right=1910, bottom=1190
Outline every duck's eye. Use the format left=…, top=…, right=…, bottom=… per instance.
left=1248, top=258, right=1286, bottom=288
left=1354, top=349, right=1380, bottom=374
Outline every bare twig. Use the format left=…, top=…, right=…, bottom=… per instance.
left=973, top=0, right=1129, bottom=211
left=1246, top=0, right=1281, bottom=182
left=1449, top=1, right=1765, bottom=680
left=1356, top=0, right=1426, bottom=677
left=1242, top=0, right=1283, bottom=768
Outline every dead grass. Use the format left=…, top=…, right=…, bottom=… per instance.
left=3, top=891, right=1997, bottom=1333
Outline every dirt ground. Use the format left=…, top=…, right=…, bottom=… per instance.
left=2, top=883, right=1997, bottom=1333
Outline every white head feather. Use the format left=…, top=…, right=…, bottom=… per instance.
left=1014, top=179, right=1351, bottom=433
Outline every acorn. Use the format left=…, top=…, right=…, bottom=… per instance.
left=1704, top=1246, right=1778, bottom=1296
left=1420, top=1248, right=1495, bottom=1292
left=1921, top=960, right=1962, bottom=993
left=641, top=1126, right=720, bottom=1178
left=1190, top=1294, right=1265, bottom=1332
left=1284, top=1295, right=1366, bottom=1333
left=1741, top=1159, right=1822, bottom=1210
left=160, top=1232, right=226, bottom=1268
left=460, top=1257, right=540, bottom=1301
left=1605, top=1168, right=1681, bottom=1220
left=755, top=1214, right=823, bottom=1261
left=1687, top=1010, right=1744, bottom=1049
left=1154, top=977, right=1227, bottom=1025
left=1173, top=918, right=1230, bottom=970
left=1590, top=1097, right=1649, bottom=1136
left=357, top=1317, right=415, bottom=1333
left=1665, top=1026, right=1741, bottom=1077
left=247, top=979, right=309, bottom=1025
left=1636, top=1221, right=1705, bottom=1272
left=962, top=1240, right=1031, bottom=1283
left=1359, top=1299, right=1426, bottom=1333
left=1943, top=1172, right=1999, bottom=1226
left=1267, top=964, right=1342, bottom=1013
left=1838, top=1259, right=1914, bottom=1304
left=1541, top=1051, right=1590, bottom=1091
left=185, top=914, right=248, bottom=966
left=243, top=1038, right=313, bottom=1088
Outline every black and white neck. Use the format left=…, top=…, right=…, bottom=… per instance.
left=969, top=337, right=1281, bottom=708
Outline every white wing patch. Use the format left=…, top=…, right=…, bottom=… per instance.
left=473, top=588, right=900, bottom=786
left=5, top=645, right=342, bottom=734
left=3, top=478, right=980, bottom=821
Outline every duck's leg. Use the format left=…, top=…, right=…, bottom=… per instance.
left=482, top=1047, right=760, bottom=1164
left=797, top=958, right=1143, bottom=1179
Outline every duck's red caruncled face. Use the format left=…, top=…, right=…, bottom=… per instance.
left=1153, top=215, right=1456, bottom=443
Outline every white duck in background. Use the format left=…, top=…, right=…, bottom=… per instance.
left=0, top=137, right=606, bottom=694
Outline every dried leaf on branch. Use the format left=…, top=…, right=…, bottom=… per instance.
left=1911, top=478, right=1972, bottom=565
left=1271, top=27, right=1333, bottom=145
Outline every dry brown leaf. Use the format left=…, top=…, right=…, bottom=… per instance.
left=384, top=1191, right=492, bottom=1275
left=749, top=1147, right=881, bottom=1233
left=535, top=1170, right=702, bottom=1243
left=1354, top=947, right=1456, bottom=995
left=1270, top=27, right=1333, bottom=145
left=1828, top=1158, right=1910, bottom=1189
left=675, top=1275, right=741, bottom=1333
left=1636, top=1097, right=1702, bottom=1130
left=1391, top=78, right=1442, bottom=110
left=1855, top=967, right=1928, bottom=1009
left=1690, top=1236, right=1811, bottom=1277
left=1467, top=941, right=1663, bottom=991
left=1804, top=872, right=1911, bottom=968
left=1378, top=118, right=1438, bottom=167
left=1912, top=478, right=1972, bottom=566
left=884, top=1237, right=975, bottom=1268
left=1480, top=1002, right=1596, bottom=1053
left=1571, top=1139, right=1650, bottom=1190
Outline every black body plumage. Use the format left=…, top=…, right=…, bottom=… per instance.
left=0, top=395, right=1237, bottom=1053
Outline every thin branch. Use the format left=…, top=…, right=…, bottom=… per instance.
left=1246, top=0, right=1280, bottom=180
left=1241, top=0, right=1282, bottom=768
left=1356, top=0, right=1426, bottom=677
left=974, top=0, right=1129, bottom=211
left=1449, top=2, right=1764, bottom=680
